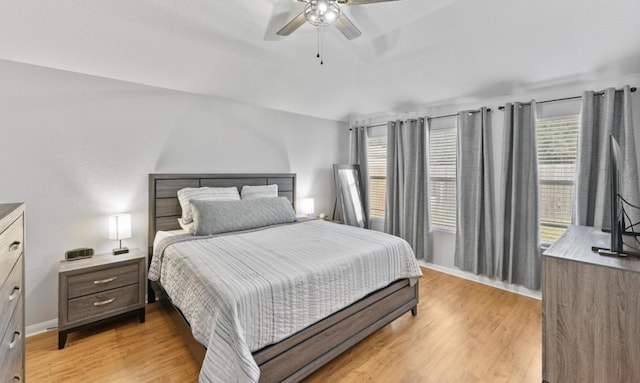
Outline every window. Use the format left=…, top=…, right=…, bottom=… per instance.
left=429, top=123, right=457, bottom=230
left=367, top=135, right=387, bottom=218
left=536, top=116, right=579, bottom=243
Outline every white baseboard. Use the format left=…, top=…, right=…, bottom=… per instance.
left=418, top=261, right=541, bottom=300
left=26, top=319, right=58, bottom=338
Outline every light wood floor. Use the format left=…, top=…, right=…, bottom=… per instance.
left=26, top=268, right=541, bottom=382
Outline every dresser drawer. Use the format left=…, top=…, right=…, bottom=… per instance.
left=67, top=284, right=140, bottom=323
left=0, top=337, right=23, bottom=383
left=0, top=296, right=24, bottom=383
left=0, top=255, right=22, bottom=336
left=0, top=216, right=23, bottom=286
left=67, top=262, right=139, bottom=299
left=5, top=365, right=23, bottom=383
left=2, top=368, right=23, bottom=383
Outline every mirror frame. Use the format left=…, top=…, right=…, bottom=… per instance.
left=333, top=164, right=368, bottom=229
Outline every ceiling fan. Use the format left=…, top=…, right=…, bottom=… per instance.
left=277, top=0, right=399, bottom=41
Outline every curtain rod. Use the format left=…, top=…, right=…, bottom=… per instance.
left=429, top=108, right=491, bottom=120
left=351, top=108, right=491, bottom=130
left=497, top=86, right=637, bottom=111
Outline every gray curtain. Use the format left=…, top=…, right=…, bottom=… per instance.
left=454, top=108, right=495, bottom=276
left=498, top=102, right=540, bottom=290
left=385, top=118, right=430, bottom=260
left=350, top=126, right=370, bottom=218
left=575, top=85, right=640, bottom=228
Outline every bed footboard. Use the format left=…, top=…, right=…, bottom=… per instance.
left=254, top=279, right=419, bottom=383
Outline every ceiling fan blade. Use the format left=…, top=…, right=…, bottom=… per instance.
left=340, top=0, right=400, bottom=5
left=334, top=13, right=361, bottom=40
left=277, top=11, right=307, bottom=36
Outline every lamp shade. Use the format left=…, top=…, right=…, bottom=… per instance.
left=298, top=198, right=315, bottom=216
left=109, top=214, right=131, bottom=240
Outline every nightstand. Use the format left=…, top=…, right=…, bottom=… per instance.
left=58, top=250, right=146, bottom=349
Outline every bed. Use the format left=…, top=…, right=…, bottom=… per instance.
left=147, top=173, right=422, bottom=383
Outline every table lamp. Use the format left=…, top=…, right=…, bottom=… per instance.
left=298, top=198, right=315, bottom=218
left=109, top=214, right=131, bottom=255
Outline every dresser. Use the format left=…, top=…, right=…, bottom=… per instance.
left=58, top=250, right=146, bottom=349
left=0, top=203, right=25, bottom=383
left=542, top=225, right=640, bottom=383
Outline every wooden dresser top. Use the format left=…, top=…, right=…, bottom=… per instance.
left=0, top=203, right=24, bottom=232
left=543, top=225, right=640, bottom=273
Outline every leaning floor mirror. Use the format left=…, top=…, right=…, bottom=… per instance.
left=333, top=164, right=368, bottom=229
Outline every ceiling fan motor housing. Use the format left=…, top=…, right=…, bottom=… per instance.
left=304, top=0, right=341, bottom=26
left=278, top=0, right=390, bottom=39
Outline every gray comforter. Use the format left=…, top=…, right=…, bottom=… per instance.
left=148, top=220, right=422, bottom=383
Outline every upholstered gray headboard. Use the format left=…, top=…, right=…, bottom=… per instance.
left=148, top=173, right=296, bottom=253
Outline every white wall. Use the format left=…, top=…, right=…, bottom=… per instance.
left=0, top=59, right=349, bottom=328
left=357, top=73, right=640, bottom=296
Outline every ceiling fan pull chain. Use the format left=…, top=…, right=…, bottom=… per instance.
left=316, top=27, right=321, bottom=59
left=320, top=27, right=324, bottom=65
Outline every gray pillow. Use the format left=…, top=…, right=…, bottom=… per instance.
left=190, top=197, right=296, bottom=236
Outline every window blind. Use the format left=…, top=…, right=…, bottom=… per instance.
left=367, top=135, right=387, bottom=218
left=536, top=116, right=579, bottom=243
left=430, top=125, right=457, bottom=230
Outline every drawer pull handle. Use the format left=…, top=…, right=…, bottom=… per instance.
left=9, top=331, right=21, bottom=349
left=13, top=375, right=21, bottom=383
left=93, top=277, right=117, bottom=285
left=9, top=241, right=21, bottom=252
left=93, top=297, right=116, bottom=306
left=9, top=287, right=20, bottom=301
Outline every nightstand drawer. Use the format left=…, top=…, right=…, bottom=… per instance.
left=67, top=263, right=139, bottom=299
left=0, top=255, right=22, bottom=336
left=0, top=296, right=23, bottom=382
left=67, top=284, right=140, bottom=323
left=0, top=216, right=23, bottom=286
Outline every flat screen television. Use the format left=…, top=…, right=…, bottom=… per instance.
left=595, top=134, right=640, bottom=257
left=609, top=134, right=624, bottom=254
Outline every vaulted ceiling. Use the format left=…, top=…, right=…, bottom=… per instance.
left=1, top=0, right=639, bottom=121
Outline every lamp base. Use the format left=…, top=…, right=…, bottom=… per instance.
left=113, top=247, right=129, bottom=255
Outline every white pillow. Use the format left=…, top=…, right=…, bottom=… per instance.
left=177, top=218, right=195, bottom=234
left=177, top=187, right=240, bottom=224
left=241, top=184, right=278, bottom=200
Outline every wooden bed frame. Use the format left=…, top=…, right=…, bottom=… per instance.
left=148, top=173, right=419, bottom=383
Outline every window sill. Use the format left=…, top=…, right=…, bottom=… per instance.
left=431, top=227, right=456, bottom=235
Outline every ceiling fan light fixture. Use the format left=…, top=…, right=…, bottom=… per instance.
left=318, top=0, right=329, bottom=13
left=325, top=9, right=338, bottom=23
left=304, top=0, right=341, bottom=27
